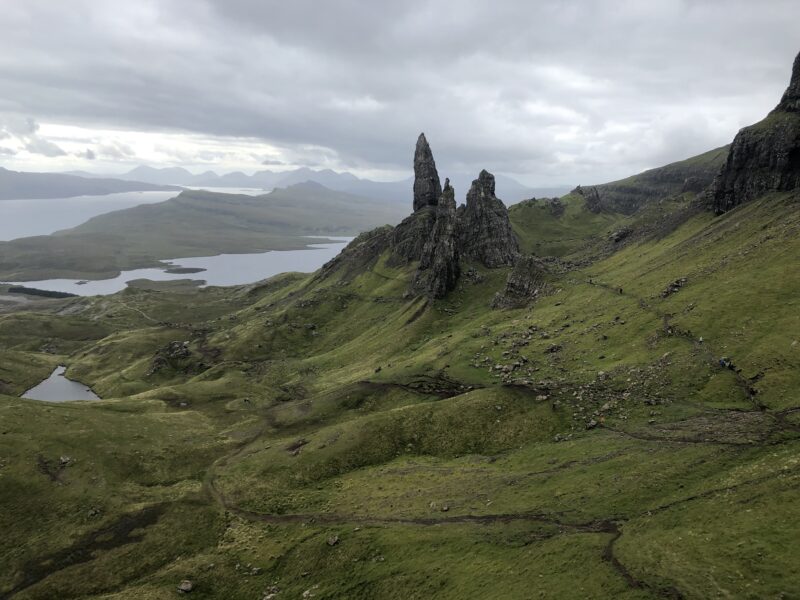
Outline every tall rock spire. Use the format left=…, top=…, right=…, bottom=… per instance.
left=413, top=133, right=442, bottom=212
left=412, top=178, right=460, bottom=298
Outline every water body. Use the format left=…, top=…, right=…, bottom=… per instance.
left=0, top=191, right=178, bottom=241
left=22, top=366, right=100, bottom=402
left=6, top=239, right=351, bottom=296
left=0, top=188, right=265, bottom=241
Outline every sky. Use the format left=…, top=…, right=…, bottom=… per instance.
left=0, top=0, right=798, bottom=186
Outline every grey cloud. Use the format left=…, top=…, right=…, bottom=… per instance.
left=0, top=146, right=16, bottom=155
left=0, top=1, right=798, bottom=184
left=98, top=141, right=135, bottom=159
left=261, top=158, right=286, bottom=166
left=81, top=148, right=96, bottom=160
left=24, top=136, right=67, bottom=157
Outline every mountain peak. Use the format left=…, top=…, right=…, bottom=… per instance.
left=777, top=50, right=800, bottom=112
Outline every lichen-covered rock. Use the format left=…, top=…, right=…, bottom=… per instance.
left=711, top=51, right=800, bottom=214
left=412, top=180, right=460, bottom=298
left=413, top=133, right=442, bottom=212
left=459, top=170, right=519, bottom=267
left=491, top=255, right=548, bottom=309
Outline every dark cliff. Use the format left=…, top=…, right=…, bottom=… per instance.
left=711, top=50, right=800, bottom=214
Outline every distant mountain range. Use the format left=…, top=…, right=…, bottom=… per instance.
left=0, top=167, right=180, bottom=201
left=67, top=165, right=570, bottom=205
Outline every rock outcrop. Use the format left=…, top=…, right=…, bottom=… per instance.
left=389, top=206, right=437, bottom=264
left=459, top=170, right=519, bottom=267
left=387, top=135, right=520, bottom=298
left=491, top=255, right=549, bottom=309
left=413, top=133, right=442, bottom=212
left=711, top=50, right=800, bottom=214
left=319, top=225, right=394, bottom=278
left=412, top=180, right=460, bottom=298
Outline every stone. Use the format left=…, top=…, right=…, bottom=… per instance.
left=411, top=180, right=460, bottom=298
left=177, top=580, right=193, bottom=593
left=327, top=535, right=340, bottom=546
left=413, top=133, right=442, bottom=212
left=459, top=170, right=519, bottom=267
left=491, top=255, right=549, bottom=309
left=710, top=50, right=800, bottom=214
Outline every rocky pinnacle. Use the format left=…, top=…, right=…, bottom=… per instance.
left=413, top=178, right=460, bottom=298
left=459, top=170, right=519, bottom=267
left=413, top=133, right=442, bottom=212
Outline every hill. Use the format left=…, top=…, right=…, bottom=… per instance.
left=0, top=167, right=180, bottom=200
left=0, top=182, right=407, bottom=281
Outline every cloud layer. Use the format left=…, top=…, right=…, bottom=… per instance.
left=0, top=0, right=798, bottom=185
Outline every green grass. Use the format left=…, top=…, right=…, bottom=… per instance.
left=0, top=188, right=798, bottom=598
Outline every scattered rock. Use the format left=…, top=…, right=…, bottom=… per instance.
left=327, top=535, right=340, bottom=546
left=177, top=580, right=193, bottom=593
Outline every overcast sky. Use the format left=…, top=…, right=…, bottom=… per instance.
left=0, top=0, right=798, bottom=186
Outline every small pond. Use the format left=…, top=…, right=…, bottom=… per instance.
left=22, top=366, right=100, bottom=402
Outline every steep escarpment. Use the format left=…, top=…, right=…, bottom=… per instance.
left=711, top=50, right=800, bottom=213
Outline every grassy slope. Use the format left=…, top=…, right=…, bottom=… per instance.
left=0, top=191, right=798, bottom=598
left=0, top=184, right=406, bottom=281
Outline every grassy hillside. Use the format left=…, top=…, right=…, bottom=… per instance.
left=0, top=183, right=407, bottom=281
left=0, top=183, right=798, bottom=598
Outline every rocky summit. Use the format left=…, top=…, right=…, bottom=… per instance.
left=710, top=50, right=800, bottom=213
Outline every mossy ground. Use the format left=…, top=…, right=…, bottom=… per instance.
left=0, top=190, right=798, bottom=599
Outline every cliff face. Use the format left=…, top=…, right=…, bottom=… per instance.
left=459, top=170, right=519, bottom=268
left=711, top=51, right=800, bottom=214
